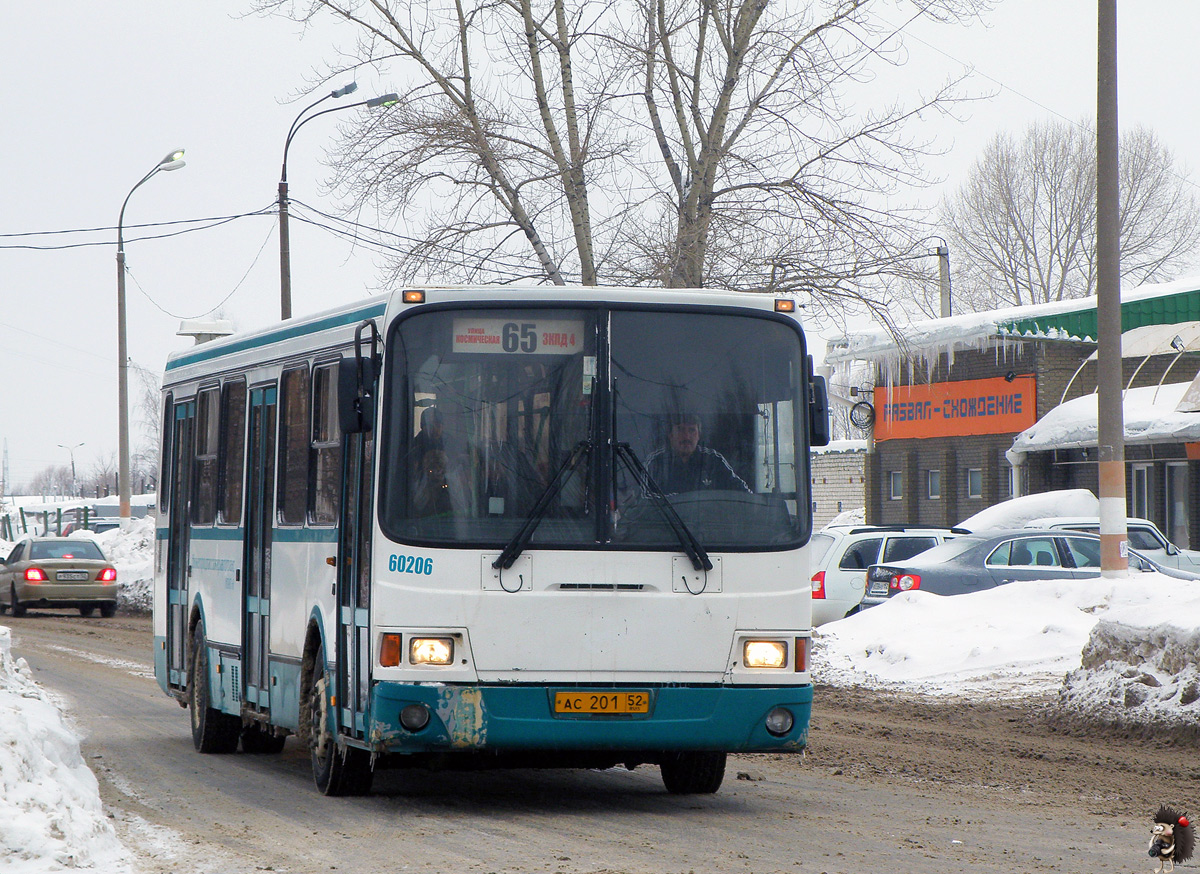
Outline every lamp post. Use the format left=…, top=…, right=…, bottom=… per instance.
left=57, top=442, right=84, bottom=496
left=278, top=84, right=400, bottom=320
left=117, top=149, right=185, bottom=527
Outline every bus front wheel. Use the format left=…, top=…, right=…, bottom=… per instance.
left=306, top=643, right=373, bottom=796
left=659, top=751, right=727, bottom=794
left=189, top=622, right=240, bottom=754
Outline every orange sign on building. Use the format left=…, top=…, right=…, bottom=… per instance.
left=872, top=376, right=1037, bottom=441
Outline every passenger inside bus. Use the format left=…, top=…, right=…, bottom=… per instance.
left=412, top=449, right=469, bottom=517
left=411, top=407, right=445, bottom=476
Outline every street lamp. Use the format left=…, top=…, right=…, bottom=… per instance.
left=117, top=149, right=186, bottom=527
left=58, top=442, right=84, bottom=496
left=278, top=84, right=400, bottom=320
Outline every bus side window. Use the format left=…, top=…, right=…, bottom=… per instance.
left=278, top=365, right=311, bottom=525
left=310, top=363, right=342, bottom=525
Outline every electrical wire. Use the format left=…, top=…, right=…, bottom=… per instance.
left=124, top=219, right=279, bottom=320
left=0, top=207, right=277, bottom=250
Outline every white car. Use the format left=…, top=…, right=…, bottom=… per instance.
left=809, top=525, right=964, bottom=625
left=1024, top=516, right=1200, bottom=572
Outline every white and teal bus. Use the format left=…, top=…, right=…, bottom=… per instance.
left=154, top=286, right=830, bottom=795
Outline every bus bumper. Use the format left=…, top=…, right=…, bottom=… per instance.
left=367, top=683, right=811, bottom=754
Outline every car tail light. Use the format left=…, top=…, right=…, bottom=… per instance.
left=810, top=571, right=826, bottom=599
left=24, top=568, right=48, bottom=583
left=892, top=573, right=921, bottom=591
left=98, top=568, right=118, bottom=583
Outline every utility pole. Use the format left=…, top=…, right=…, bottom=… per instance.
left=1096, top=0, right=1127, bottom=575
left=936, top=244, right=952, bottom=318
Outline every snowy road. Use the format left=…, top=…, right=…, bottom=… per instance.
left=8, top=611, right=1188, bottom=874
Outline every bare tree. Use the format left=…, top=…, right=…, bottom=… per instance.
left=256, top=0, right=987, bottom=310
left=80, top=454, right=118, bottom=500
left=941, top=118, right=1200, bottom=311
left=131, top=361, right=163, bottom=491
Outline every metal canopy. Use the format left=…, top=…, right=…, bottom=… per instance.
left=1084, top=321, right=1200, bottom=361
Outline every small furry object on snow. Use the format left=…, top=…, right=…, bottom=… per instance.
left=1149, top=805, right=1194, bottom=873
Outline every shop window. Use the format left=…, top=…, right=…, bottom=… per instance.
left=967, top=468, right=983, bottom=499
left=1131, top=463, right=1151, bottom=520
left=1166, top=462, right=1190, bottom=549
left=927, top=469, right=941, bottom=500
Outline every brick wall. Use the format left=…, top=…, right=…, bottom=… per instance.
left=810, top=447, right=867, bottom=528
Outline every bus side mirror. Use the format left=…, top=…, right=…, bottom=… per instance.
left=809, top=374, right=831, bottom=447
left=339, top=357, right=378, bottom=434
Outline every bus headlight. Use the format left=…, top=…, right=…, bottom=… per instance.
left=410, top=637, right=454, bottom=665
left=743, top=640, right=787, bottom=669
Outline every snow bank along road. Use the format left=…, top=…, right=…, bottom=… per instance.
left=8, top=611, right=1198, bottom=874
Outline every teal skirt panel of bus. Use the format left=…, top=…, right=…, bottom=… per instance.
left=369, top=683, right=812, bottom=753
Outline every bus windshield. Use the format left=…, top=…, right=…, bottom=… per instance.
left=380, top=305, right=807, bottom=550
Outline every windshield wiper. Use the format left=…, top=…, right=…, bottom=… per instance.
left=613, top=442, right=713, bottom=573
left=492, top=439, right=592, bottom=571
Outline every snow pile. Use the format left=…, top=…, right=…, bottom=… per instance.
left=0, top=628, right=133, bottom=873
left=815, top=575, right=1200, bottom=726
left=956, top=488, right=1099, bottom=531
left=95, top=517, right=155, bottom=613
left=1061, top=622, right=1200, bottom=726
left=1012, top=381, right=1200, bottom=451
left=823, top=506, right=866, bottom=527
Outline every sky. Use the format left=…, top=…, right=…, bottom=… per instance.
left=3, top=517, right=1198, bottom=869
left=3, top=1, right=1200, bottom=488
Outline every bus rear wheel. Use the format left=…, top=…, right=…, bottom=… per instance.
left=659, top=751, right=727, bottom=794
left=306, top=643, right=373, bottom=796
left=189, top=623, right=240, bottom=754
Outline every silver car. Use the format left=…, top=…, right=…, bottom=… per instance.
left=863, top=529, right=1198, bottom=605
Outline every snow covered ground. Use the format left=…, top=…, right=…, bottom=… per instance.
left=2, top=517, right=1199, bottom=869
left=0, top=628, right=134, bottom=873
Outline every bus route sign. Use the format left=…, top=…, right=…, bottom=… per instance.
left=453, top=318, right=585, bottom=355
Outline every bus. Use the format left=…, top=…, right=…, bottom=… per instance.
left=153, top=286, right=830, bottom=795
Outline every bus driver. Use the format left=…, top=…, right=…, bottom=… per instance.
left=644, top=413, right=750, bottom=495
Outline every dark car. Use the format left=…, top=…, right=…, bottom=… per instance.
left=0, top=536, right=121, bottom=617
left=863, top=529, right=1198, bottom=604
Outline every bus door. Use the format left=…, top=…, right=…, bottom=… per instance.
left=243, top=385, right=277, bottom=715
left=165, top=400, right=195, bottom=691
left=336, top=429, right=374, bottom=739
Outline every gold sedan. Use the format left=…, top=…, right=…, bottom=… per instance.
left=0, top=537, right=120, bottom=618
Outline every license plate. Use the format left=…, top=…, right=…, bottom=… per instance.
left=56, top=571, right=89, bottom=581
left=867, top=581, right=888, bottom=596
left=554, top=691, right=650, bottom=714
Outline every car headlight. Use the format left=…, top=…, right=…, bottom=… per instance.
left=743, top=640, right=787, bottom=669
left=410, top=637, right=454, bottom=665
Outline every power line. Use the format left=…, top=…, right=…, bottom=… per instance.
left=125, top=219, right=278, bottom=320
left=0, top=207, right=276, bottom=250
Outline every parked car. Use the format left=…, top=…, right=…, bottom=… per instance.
left=863, top=529, right=1199, bottom=605
left=1024, top=516, right=1200, bottom=572
left=809, top=525, right=966, bottom=625
left=0, top=537, right=120, bottom=617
